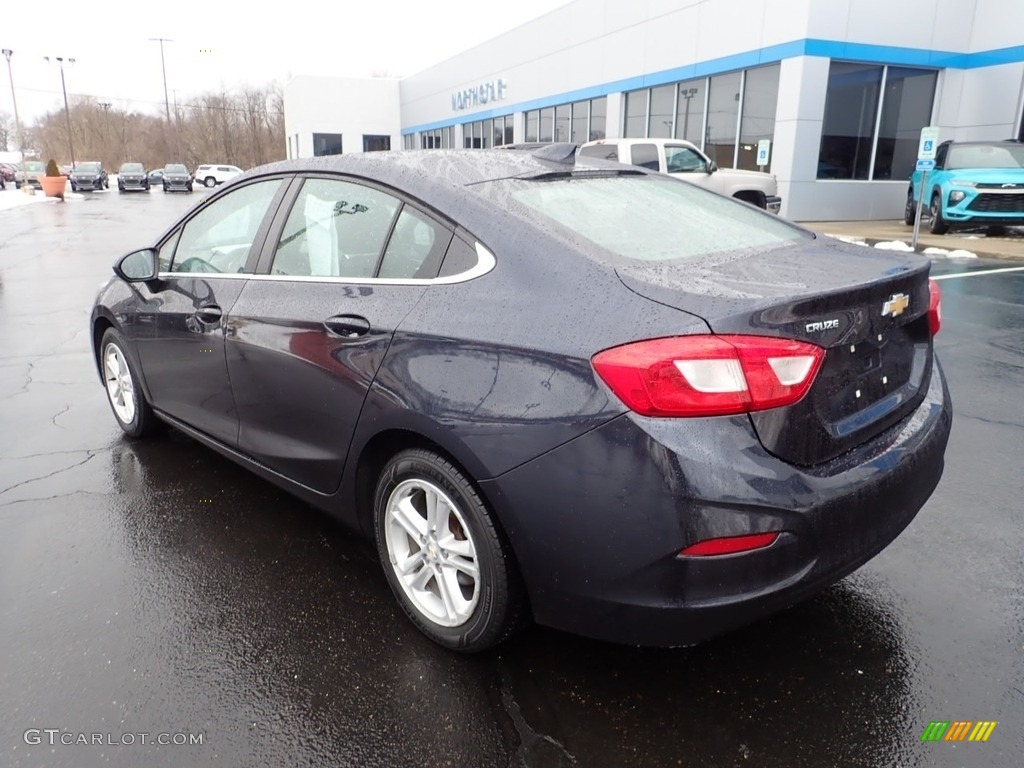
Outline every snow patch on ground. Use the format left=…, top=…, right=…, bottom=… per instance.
left=0, top=188, right=57, bottom=211
left=873, top=240, right=915, bottom=251
left=824, top=233, right=868, bottom=246
left=923, top=246, right=978, bottom=259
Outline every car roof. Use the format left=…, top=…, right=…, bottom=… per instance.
left=241, top=148, right=601, bottom=200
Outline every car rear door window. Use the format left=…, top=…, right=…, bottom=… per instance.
left=272, top=178, right=401, bottom=278
left=170, top=179, right=282, bottom=274
left=631, top=143, right=660, bottom=171
left=377, top=207, right=452, bottom=279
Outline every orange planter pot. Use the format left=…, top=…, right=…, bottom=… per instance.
left=39, top=175, right=67, bottom=198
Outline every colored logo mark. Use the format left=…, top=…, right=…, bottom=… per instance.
left=921, top=721, right=997, bottom=742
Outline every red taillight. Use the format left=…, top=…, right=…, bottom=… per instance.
left=592, top=335, right=825, bottom=417
left=928, top=279, right=941, bottom=336
left=678, top=532, right=780, bottom=557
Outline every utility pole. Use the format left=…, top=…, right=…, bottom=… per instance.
left=2, top=49, right=32, bottom=194
left=44, top=56, right=76, bottom=169
left=149, top=38, right=172, bottom=122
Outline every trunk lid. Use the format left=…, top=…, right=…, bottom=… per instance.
left=616, top=236, right=934, bottom=465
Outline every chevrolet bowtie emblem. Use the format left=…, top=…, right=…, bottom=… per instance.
left=882, top=293, right=910, bottom=318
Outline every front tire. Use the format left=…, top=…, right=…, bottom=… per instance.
left=100, top=328, right=161, bottom=438
left=374, top=448, right=525, bottom=652
left=929, top=192, right=949, bottom=234
left=903, top=190, right=916, bottom=226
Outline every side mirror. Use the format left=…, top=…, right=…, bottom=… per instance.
left=114, top=248, right=158, bottom=282
left=706, top=160, right=719, bottom=174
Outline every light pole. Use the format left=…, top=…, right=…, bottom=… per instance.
left=679, top=87, right=698, bottom=142
left=44, top=56, right=76, bottom=168
left=149, top=38, right=172, bottom=122
left=2, top=49, right=32, bottom=194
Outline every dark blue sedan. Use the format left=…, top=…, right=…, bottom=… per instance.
left=91, top=147, right=951, bottom=651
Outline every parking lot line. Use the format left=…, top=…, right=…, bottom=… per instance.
left=933, top=266, right=1024, bottom=281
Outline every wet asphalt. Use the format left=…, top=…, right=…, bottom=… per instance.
left=0, top=187, right=1021, bottom=768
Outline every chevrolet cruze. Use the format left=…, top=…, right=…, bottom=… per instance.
left=91, top=147, right=952, bottom=651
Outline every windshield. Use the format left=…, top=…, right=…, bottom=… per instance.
left=505, top=173, right=808, bottom=262
left=22, top=161, right=44, bottom=172
left=120, top=163, right=144, bottom=173
left=165, top=164, right=188, bottom=174
left=947, top=143, right=1024, bottom=170
left=76, top=162, right=101, bottom=172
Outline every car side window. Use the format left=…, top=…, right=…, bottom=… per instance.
left=934, top=143, right=948, bottom=170
left=170, top=179, right=282, bottom=274
left=272, top=178, right=401, bottom=278
left=378, top=206, right=452, bottom=279
left=631, top=144, right=660, bottom=171
left=579, top=144, right=619, bottom=162
left=665, top=146, right=706, bottom=173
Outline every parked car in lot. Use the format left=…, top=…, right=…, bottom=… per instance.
left=195, top=164, right=243, bottom=188
left=580, top=138, right=782, bottom=213
left=117, top=162, right=150, bottom=192
left=70, top=161, right=109, bottom=192
left=0, top=162, right=17, bottom=186
left=147, top=168, right=165, bottom=185
left=91, top=147, right=951, bottom=651
left=14, top=160, right=45, bottom=189
left=161, top=164, right=193, bottom=193
left=905, top=140, right=1024, bottom=234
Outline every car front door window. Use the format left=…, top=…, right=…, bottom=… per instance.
left=665, top=146, right=706, bottom=173
left=171, top=179, right=283, bottom=274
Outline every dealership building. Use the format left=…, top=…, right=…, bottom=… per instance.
left=283, top=0, right=1024, bottom=221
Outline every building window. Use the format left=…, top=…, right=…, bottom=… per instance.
left=363, top=135, right=391, bottom=152
left=873, top=67, right=938, bottom=180
left=738, top=64, right=781, bottom=171
left=674, top=79, right=705, bottom=145
left=624, top=90, right=647, bottom=138
left=402, top=134, right=415, bottom=150
left=648, top=84, right=675, bottom=139
left=818, top=62, right=936, bottom=180
left=706, top=71, right=742, bottom=168
left=312, top=133, right=343, bottom=156
left=589, top=97, right=606, bottom=140
left=420, top=126, right=454, bottom=149
left=539, top=107, right=554, bottom=142
left=526, top=111, right=539, bottom=142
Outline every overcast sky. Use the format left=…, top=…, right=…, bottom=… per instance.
left=2, top=0, right=571, bottom=125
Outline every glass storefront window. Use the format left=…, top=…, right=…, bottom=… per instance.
left=539, top=107, right=555, bottom=142
left=738, top=64, right=780, bottom=171
left=873, top=67, right=938, bottom=180
left=555, top=104, right=571, bottom=143
left=312, top=133, right=343, bottom=156
left=571, top=101, right=588, bottom=143
left=526, top=111, right=539, bottom=142
left=590, top=97, right=606, bottom=140
left=624, top=90, right=647, bottom=138
left=706, top=71, right=741, bottom=168
left=649, top=84, right=675, bottom=139
left=674, top=79, right=705, bottom=146
left=818, top=63, right=883, bottom=179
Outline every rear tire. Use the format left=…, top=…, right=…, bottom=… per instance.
left=99, top=328, right=161, bottom=438
left=929, top=192, right=949, bottom=235
left=374, top=448, right=526, bottom=652
left=204, top=176, right=216, bottom=188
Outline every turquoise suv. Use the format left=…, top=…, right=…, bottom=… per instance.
left=904, top=140, right=1024, bottom=234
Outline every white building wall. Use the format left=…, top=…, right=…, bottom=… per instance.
left=283, top=76, right=401, bottom=158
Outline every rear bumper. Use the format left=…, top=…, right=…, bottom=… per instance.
left=482, top=358, right=951, bottom=646
left=766, top=195, right=782, bottom=214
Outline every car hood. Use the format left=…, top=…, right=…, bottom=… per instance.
left=940, top=168, right=1024, bottom=185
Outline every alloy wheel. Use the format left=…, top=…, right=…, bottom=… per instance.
left=104, top=343, right=136, bottom=425
left=383, top=478, right=481, bottom=627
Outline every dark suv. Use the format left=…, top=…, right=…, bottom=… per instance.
left=117, top=163, right=150, bottom=192
left=70, top=162, right=109, bottom=192
left=162, top=164, right=193, bottom=193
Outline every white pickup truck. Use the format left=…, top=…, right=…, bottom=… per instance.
left=579, top=138, right=781, bottom=213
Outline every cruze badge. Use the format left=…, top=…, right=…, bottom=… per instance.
left=805, top=319, right=840, bottom=333
left=882, top=293, right=910, bottom=318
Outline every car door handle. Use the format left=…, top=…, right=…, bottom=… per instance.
left=195, top=304, right=223, bottom=324
left=323, top=314, right=371, bottom=339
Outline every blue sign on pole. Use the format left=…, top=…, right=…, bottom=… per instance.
left=916, top=159, right=935, bottom=172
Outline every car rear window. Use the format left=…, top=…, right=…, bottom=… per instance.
left=505, top=174, right=808, bottom=262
